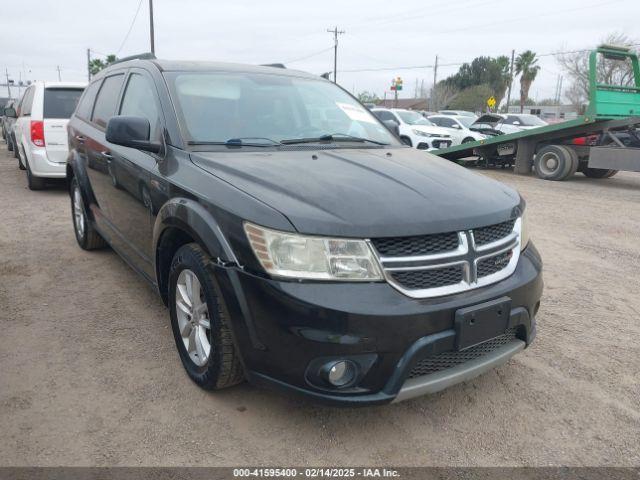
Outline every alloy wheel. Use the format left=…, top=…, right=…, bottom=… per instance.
left=73, top=186, right=86, bottom=240
left=175, top=269, right=211, bottom=367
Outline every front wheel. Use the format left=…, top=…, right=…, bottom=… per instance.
left=169, top=243, right=244, bottom=390
left=462, top=137, right=476, bottom=144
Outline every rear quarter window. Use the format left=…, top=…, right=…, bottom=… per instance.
left=91, top=74, right=125, bottom=128
left=43, top=88, right=84, bottom=119
left=75, top=81, right=101, bottom=120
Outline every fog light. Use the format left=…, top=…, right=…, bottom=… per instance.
left=323, top=360, right=357, bottom=387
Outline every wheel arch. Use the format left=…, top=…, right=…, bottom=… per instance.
left=153, top=198, right=239, bottom=305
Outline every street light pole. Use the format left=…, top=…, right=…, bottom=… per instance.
left=149, top=0, right=155, bottom=55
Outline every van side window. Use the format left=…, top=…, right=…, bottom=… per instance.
left=119, top=73, right=160, bottom=139
left=75, top=81, right=101, bottom=121
left=21, top=87, right=35, bottom=116
left=91, top=74, right=125, bottom=129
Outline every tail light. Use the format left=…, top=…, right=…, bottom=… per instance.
left=30, top=120, right=45, bottom=147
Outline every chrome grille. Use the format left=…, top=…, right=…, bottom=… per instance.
left=477, top=251, right=513, bottom=278
left=407, top=328, right=518, bottom=379
left=371, top=232, right=459, bottom=257
left=390, top=265, right=463, bottom=290
left=371, top=218, right=521, bottom=299
left=473, top=220, right=516, bottom=246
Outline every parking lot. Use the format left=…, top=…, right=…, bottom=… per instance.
left=0, top=142, right=639, bottom=467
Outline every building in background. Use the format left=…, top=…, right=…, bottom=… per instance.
left=507, top=104, right=579, bottom=123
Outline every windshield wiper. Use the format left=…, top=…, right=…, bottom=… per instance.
left=281, top=133, right=389, bottom=146
left=188, top=137, right=282, bottom=147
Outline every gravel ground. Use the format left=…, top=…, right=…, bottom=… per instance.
left=0, top=143, right=639, bottom=467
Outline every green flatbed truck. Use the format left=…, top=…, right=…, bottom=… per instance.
left=433, top=45, right=640, bottom=181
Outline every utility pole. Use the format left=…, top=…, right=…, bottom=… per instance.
left=149, top=0, right=155, bottom=55
left=5, top=69, right=11, bottom=98
left=505, top=49, right=515, bottom=113
left=431, top=55, right=439, bottom=111
left=557, top=76, right=563, bottom=104
left=56, top=65, right=62, bottom=81
left=87, top=48, right=91, bottom=81
left=326, top=26, right=345, bottom=83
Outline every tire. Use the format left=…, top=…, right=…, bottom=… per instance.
left=462, top=137, right=476, bottom=144
left=70, top=177, right=108, bottom=250
left=559, top=145, right=579, bottom=179
left=399, top=136, right=412, bottom=147
left=582, top=167, right=616, bottom=179
left=25, top=156, right=46, bottom=190
left=534, top=145, right=573, bottom=181
left=168, top=243, right=244, bottom=390
left=16, top=143, right=25, bottom=168
left=7, top=134, right=13, bottom=152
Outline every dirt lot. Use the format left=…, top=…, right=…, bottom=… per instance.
left=0, top=143, right=639, bottom=467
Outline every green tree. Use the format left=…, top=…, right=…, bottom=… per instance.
left=89, top=54, right=117, bottom=76
left=448, top=84, right=494, bottom=112
left=515, top=50, right=540, bottom=113
left=357, top=91, right=380, bottom=104
left=443, top=56, right=511, bottom=106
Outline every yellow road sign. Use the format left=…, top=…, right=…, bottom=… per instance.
left=487, top=96, right=496, bottom=108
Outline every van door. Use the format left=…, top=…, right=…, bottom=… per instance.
left=43, top=87, right=84, bottom=163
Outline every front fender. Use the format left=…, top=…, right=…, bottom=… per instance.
left=152, top=197, right=239, bottom=278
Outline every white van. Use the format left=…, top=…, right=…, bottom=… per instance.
left=12, top=81, right=85, bottom=189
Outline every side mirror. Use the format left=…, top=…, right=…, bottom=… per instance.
left=452, top=124, right=461, bottom=129
left=4, top=107, right=17, bottom=118
left=513, top=121, right=521, bottom=125
left=383, top=119, right=400, bottom=137
left=106, top=116, right=162, bottom=154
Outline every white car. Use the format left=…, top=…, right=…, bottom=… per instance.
left=12, top=81, right=85, bottom=189
left=498, top=114, right=548, bottom=134
left=438, top=110, right=478, bottom=120
left=428, top=114, right=486, bottom=145
left=371, top=108, right=452, bottom=151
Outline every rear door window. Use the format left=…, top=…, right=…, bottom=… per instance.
left=43, top=88, right=84, bottom=119
left=75, top=81, right=101, bottom=120
left=91, top=74, right=125, bottom=128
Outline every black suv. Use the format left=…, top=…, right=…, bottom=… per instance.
left=66, top=55, right=543, bottom=406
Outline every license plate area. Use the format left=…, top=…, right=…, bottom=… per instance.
left=454, top=297, right=511, bottom=351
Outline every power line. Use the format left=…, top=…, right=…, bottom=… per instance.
left=284, top=47, right=333, bottom=65
left=116, top=0, right=144, bottom=55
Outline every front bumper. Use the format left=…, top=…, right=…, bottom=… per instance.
left=213, top=243, right=543, bottom=406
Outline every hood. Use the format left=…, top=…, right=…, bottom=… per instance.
left=410, top=124, right=451, bottom=136
left=190, top=147, right=521, bottom=238
left=472, top=114, right=504, bottom=127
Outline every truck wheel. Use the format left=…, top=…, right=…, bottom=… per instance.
left=558, top=145, right=579, bottom=179
left=168, top=243, right=244, bottom=390
left=582, top=167, right=616, bottom=179
left=534, top=145, right=573, bottom=181
left=71, top=177, right=108, bottom=250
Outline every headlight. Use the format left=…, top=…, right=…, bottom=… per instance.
left=520, top=210, right=530, bottom=251
left=244, top=223, right=383, bottom=281
left=412, top=129, right=438, bottom=137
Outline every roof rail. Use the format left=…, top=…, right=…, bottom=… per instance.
left=260, top=63, right=286, bottom=69
left=111, top=52, right=157, bottom=66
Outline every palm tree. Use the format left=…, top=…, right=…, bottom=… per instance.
left=515, top=50, right=541, bottom=113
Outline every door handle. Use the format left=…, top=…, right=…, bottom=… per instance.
left=75, top=135, right=86, bottom=143
left=101, top=151, right=113, bottom=160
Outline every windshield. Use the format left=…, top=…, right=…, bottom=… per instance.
left=519, top=115, right=547, bottom=126
left=457, top=117, right=474, bottom=128
left=396, top=110, right=432, bottom=126
left=166, top=72, right=397, bottom=146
